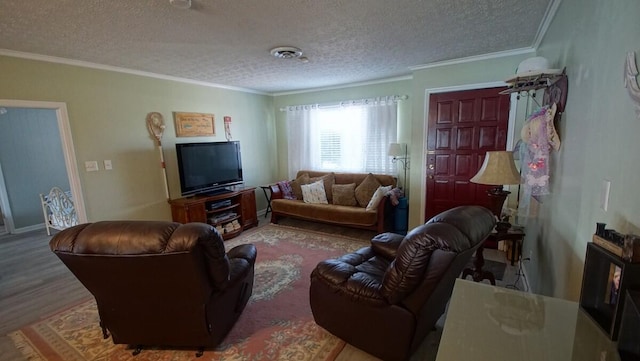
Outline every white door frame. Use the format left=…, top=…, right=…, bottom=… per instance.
left=0, top=162, right=13, bottom=233
left=0, top=99, right=87, bottom=231
left=419, top=82, right=518, bottom=223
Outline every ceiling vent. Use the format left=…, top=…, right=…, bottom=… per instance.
left=270, top=47, right=303, bottom=59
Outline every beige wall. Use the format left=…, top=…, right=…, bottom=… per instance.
left=3, top=0, right=638, bottom=300
left=275, top=0, right=640, bottom=302
left=0, top=56, right=276, bottom=222
left=524, top=0, right=640, bottom=300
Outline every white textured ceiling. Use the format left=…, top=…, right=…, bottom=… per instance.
left=0, top=0, right=554, bottom=94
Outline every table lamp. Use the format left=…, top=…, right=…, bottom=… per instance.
left=470, top=151, right=520, bottom=230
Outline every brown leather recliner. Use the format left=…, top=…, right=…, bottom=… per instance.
left=49, top=221, right=256, bottom=356
left=309, top=205, right=495, bottom=361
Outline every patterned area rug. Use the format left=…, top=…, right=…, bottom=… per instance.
left=9, top=224, right=369, bottom=361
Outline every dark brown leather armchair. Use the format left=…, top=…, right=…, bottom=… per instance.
left=49, top=221, right=256, bottom=356
left=309, top=205, right=495, bottom=361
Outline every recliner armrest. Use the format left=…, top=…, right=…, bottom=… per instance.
left=371, top=232, right=405, bottom=260
left=227, top=244, right=257, bottom=265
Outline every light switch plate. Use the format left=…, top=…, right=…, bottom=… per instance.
left=600, top=179, right=611, bottom=211
left=104, top=160, right=112, bottom=170
left=85, top=161, right=99, bottom=172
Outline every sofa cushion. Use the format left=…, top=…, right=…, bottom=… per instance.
left=290, top=173, right=310, bottom=200
left=332, top=183, right=357, bottom=206
left=366, top=185, right=392, bottom=211
left=355, top=173, right=382, bottom=207
left=309, top=173, right=336, bottom=203
left=301, top=180, right=328, bottom=204
left=296, top=171, right=396, bottom=190
left=271, top=199, right=378, bottom=226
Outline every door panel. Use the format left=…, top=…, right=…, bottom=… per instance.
left=425, top=87, right=510, bottom=220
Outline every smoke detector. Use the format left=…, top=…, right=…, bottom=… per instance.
left=270, top=47, right=303, bottom=59
left=170, top=0, right=192, bottom=9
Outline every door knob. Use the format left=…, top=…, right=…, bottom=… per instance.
left=428, top=164, right=434, bottom=170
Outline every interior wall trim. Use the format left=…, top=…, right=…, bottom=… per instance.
left=532, top=0, right=563, bottom=49
left=419, top=81, right=515, bottom=224
left=0, top=99, right=88, bottom=225
left=409, top=48, right=535, bottom=72
left=0, top=50, right=267, bottom=96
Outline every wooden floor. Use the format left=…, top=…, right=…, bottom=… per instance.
left=0, top=219, right=525, bottom=361
left=0, top=228, right=91, bottom=360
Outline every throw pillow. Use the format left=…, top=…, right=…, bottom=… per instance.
left=301, top=180, right=328, bottom=204
left=355, top=173, right=382, bottom=207
left=276, top=180, right=296, bottom=200
left=309, top=173, right=336, bottom=203
left=290, top=173, right=310, bottom=200
left=366, top=185, right=392, bottom=211
left=332, top=183, right=357, bottom=206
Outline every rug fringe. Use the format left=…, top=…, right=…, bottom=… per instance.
left=8, top=330, right=45, bottom=360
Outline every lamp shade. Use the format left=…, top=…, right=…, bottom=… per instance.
left=470, top=151, right=520, bottom=186
left=388, top=143, right=406, bottom=157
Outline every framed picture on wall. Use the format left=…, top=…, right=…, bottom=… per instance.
left=173, top=112, right=215, bottom=137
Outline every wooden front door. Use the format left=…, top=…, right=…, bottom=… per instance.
left=425, top=87, right=510, bottom=220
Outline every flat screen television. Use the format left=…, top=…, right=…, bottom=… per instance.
left=175, top=141, right=243, bottom=197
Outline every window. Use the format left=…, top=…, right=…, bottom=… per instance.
left=285, top=97, right=399, bottom=178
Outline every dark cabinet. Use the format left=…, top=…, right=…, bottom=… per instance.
left=579, top=242, right=640, bottom=340
left=618, top=290, right=640, bottom=360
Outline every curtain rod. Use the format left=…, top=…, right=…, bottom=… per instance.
left=279, top=95, right=408, bottom=112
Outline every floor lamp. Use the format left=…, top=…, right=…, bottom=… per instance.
left=388, top=143, right=409, bottom=189
left=470, top=151, right=521, bottom=231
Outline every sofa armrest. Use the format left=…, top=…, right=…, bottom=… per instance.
left=270, top=184, right=283, bottom=200
left=375, top=195, right=391, bottom=233
left=371, top=232, right=405, bottom=260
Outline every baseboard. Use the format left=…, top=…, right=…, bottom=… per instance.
left=13, top=223, right=45, bottom=234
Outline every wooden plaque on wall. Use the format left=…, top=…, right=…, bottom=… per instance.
left=173, top=112, right=215, bottom=137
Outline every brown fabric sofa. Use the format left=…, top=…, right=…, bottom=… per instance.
left=49, top=221, right=256, bottom=356
left=270, top=170, right=396, bottom=232
left=309, top=205, right=495, bottom=361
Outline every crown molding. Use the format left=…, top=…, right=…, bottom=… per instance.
left=533, top=0, right=563, bottom=49
left=410, top=48, right=535, bottom=71
left=0, top=49, right=269, bottom=95
left=272, top=75, right=413, bottom=96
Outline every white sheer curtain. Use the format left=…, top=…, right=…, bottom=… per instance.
left=286, top=105, right=314, bottom=179
left=285, top=97, right=399, bottom=179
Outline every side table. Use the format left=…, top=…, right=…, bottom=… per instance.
left=490, top=228, right=525, bottom=266
left=259, top=185, right=274, bottom=218
left=462, top=243, right=496, bottom=285
left=461, top=227, right=526, bottom=285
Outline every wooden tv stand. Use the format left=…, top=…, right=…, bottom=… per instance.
left=168, top=188, right=258, bottom=240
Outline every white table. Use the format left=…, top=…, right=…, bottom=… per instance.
left=436, top=279, right=621, bottom=361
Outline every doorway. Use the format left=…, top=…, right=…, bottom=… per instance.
left=0, top=193, right=5, bottom=235
left=0, top=100, right=86, bottom=234
left=424, top=86, right=513, bottom=220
